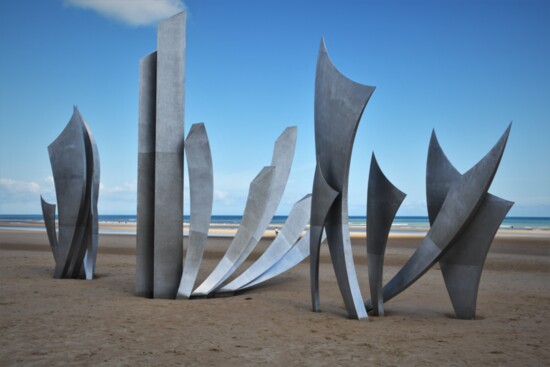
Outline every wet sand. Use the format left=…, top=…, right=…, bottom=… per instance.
left=0, top=225, right=549, bottom=366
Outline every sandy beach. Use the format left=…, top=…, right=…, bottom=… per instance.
left=1, top=223, right=549, bottom=366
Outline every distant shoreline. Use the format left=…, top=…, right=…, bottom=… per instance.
left=1, top=219, right=548, bottom=239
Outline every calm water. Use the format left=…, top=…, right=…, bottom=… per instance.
left=0, top=214, right=548, bottom=231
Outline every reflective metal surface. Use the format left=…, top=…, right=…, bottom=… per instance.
left=178, top=123, right=213, bottom=298
left=82, top=117, right=100, bottom=280
left=243, top=230, right=327, bottom=290
left=153, top=12, right=186, bottom=299
left=136, top=51, right=157, bottom=298
left=310, top=162, right=339, bottom=313
left=192, top=166, right=276, bottom=296
left=311, top=39, right=375, bottom=319
left=219, top=194, right=311, bottom=293
left=366, top=153, right=406, bottom=316
left=193, top=127, right=297, bottom=296
left=135, top=12, right=186, bottom=299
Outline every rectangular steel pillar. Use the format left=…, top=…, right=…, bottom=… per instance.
left=153, top=12, right=186, bottom=299
left=136, top=51, right=157, bottom=298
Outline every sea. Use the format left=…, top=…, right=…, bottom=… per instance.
left=0, top=214, right=548, bottom=233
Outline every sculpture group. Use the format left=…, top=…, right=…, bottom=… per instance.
left=310, top=39, right=513, bottom=320
left=135, top=12, right=315, bottom=300
left=42, top=10, right=513, bottom=321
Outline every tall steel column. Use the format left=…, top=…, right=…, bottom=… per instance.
left=136, top=51, right=157, bottom=298
left=136, top=12, right=186, bottom=299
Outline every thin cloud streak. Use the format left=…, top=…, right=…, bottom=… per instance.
left=64, top=0, right=186, bottom=26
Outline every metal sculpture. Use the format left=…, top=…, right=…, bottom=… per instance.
left=193, top=127, right=297, bottom=296
left=128, top=22, right=515, bottom=322
left=219, top=194, right=312, bottom=293
left=41, top=106, right=100, bottom=280
left=365, top=124, right=511, bottom=311
left=366, top=153, right=406, bottom=316
left=136, top=11, right=186, bottom=299
left=178, top=123, right=214, bottom=298
left=310, top=39, right=375, bottom=320
left=427, top=130, right=513, bottom=319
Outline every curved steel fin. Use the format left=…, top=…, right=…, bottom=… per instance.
left=310, top=162, right=339, bottom=312
left=312, top=39, right=375, bottom=319
left=82, top=115, right=100, bottom=280
left=366, top=153, right=406, bottom=316
left=192, top=166, right=276, bottom=296
left=244, top=230, right=327, bottom=290
left=40, top=196, right=59, bottom=263
left=219, top=194, right=312, bottom=293
left=426, top=130, right=461, bottom=226
left=193, top=127, right=297, bottom=296
left=178, top=123, right=214, bottom=298
left=440, top=195, right=513, bottom=319
left=366, top=124, right=511, bottom=310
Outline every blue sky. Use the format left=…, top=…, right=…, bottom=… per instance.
left=0, top=0, right=549, bottom=216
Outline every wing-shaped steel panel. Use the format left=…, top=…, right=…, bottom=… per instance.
left=311, top=39, right=375, bottom=319
left=82, top=117, right=100, bottom=280
left=192, top=166, right=276, bottom=296
left=193, top=127, right=297, bottom=296
left=310, top=162, right=339, bottom=312
left=243, top=230, right=327, bottom=290
left=40, top=196, right=59, bottom=263
left=219, top=194, right=311, bottom=293
left=48, top=107, right=88, bottom=278
left=439, top=195, right=513, bottom=319
left=366, top=153, right=406, bottom=316
left=178, top=123, right=214, bottom=298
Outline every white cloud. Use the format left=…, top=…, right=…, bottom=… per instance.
left=0, top=178, right=55, bottom=214
left=0, top=178, right=41, bottom=194
left=64, top=0, right=186, bottom=26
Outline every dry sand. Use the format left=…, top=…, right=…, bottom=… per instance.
left=1, top=226, right=549, bottom=366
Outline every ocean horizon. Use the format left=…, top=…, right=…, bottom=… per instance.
left=0, top=214, right=548, bottom=231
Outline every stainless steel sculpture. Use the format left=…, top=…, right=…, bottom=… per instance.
left=177, top=123, right=214, bottom=298
left=136, top=11, right=186, bottom=299
left=366, top=153, right=406, bottom=316
left=193, top=127, right=297, bottom=296
left=427, top=130, right=513, bottom=319
left=365, top=124, right=511, bottom=311
left=219, top=194, right=312, bottom=293
left=310, top=39, right=375, bottom=320
left=40, top=106, right=100, bottom=280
